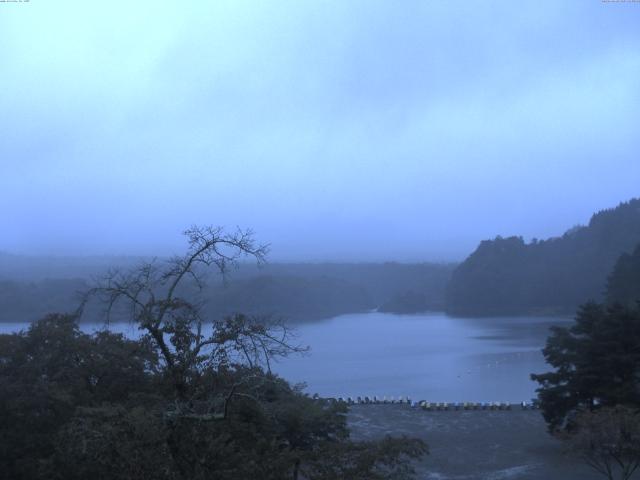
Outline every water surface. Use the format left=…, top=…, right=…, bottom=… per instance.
left=272, top=312, right=570, bottom=403
left=0, top=312, right=570, bottom=403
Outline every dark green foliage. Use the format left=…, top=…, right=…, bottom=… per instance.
left=447, top=198, right=640, bottom=315
left=607, top=244, right=640, bottom=309
left=0, top=314, right=158, bottom=480
left=0, top=227, right=427, bottom=479
left=531, top=303, right=640, bottom=431
left=378, top=290, right=432, bottom=314
left=51, top=405, right=174, bottom=480
left=0, top=315, right=426, bottom=480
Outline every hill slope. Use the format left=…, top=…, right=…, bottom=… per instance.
left=0, top=261, right=455, bottom=323
left=446, top=198, right=640, bottom=316
left=606, top=243, right=640, bottom=308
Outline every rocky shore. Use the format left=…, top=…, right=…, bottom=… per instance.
left=347, top=404, right=602, bottom=480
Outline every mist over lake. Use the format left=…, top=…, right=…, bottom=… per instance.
left=3, top=2, right=640, bottom=478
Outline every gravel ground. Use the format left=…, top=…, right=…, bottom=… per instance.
left=347, top=404, right=604, bottom=480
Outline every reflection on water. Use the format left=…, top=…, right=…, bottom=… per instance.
left=0, top=312, right=572, bottom=403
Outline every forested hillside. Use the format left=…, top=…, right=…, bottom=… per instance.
left=0, top=261, right=455, bottom=323
left=606, top=243, right=640, bottom=308
left=446, top=198, right=640, bottom=316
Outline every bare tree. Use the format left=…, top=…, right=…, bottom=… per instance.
left=81, top=225, right=306, bottom=402
left=564, top=406, right=640, bottom=480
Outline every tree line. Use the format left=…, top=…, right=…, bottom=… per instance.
left=446, top=198, right=640, bottom=316
left=0, top=227, right=426, bottom=480
left=531, top=244, right=640, bottom=480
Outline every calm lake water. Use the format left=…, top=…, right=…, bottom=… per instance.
left=273, top=312, right=570, bottom=403
left=0, top=312, right=570, bottom=403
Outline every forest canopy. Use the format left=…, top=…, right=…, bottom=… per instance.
left=446, top=199, right=640, bottom=316
left=0, top=226, right=427, bottom=480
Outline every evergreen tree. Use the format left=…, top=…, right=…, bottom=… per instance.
left=607, top=244, right=640, bottom=309
left=531, top=302, right=640, bottom=431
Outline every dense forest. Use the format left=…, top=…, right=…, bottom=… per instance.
left=0, top=228, right=427, bottom=479
left=4, top=199, right=640, bottom=323
left=606, top=243, right=640, bottom=309
left=446, top=198, right=640, bottom=316
left=0, top=258, right=454, bottom=323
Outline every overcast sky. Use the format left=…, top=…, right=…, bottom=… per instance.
left=1, top=1, right=639, bottom=261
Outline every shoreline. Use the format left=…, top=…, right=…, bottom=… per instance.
left=348, top=404, right=600, bottom=480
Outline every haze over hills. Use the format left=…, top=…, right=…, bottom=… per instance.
left=446, top=198, right=640, bottom=316
left=2, top=197, right=639, bottom=322
left=0, top=258, right=454, bottom=323
left=0, top=253, right=146, bottom=282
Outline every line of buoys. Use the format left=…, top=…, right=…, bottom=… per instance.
left=331, top=396, right=412, bottom=405
left=326, top=398, right=540, bottom=410
left=417, top=401, right=515, bottom=411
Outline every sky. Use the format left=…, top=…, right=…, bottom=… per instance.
left=1, top=1, right=639, bottom=262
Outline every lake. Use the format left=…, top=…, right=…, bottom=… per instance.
left=0, top=312, right=570, bottom=403
left=273, top=312, right=570, bottom=403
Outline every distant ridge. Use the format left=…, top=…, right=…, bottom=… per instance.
left=0, top=260, right=455, bottom=323
left=446, top=198, right=640, bottom=316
